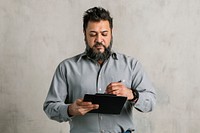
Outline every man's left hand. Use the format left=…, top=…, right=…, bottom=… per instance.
left=105, top=82, right=134, bottom=100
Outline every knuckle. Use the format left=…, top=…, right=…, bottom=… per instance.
left=80, top=112, right=85, bottom=116
left=109, top=83, right=115, bottom=86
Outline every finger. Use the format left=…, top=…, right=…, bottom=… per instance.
left=77, top=100, right=99, bottom=110
left=107, top=82, right=122, bottom=88
left=93, top=104, right=99, bottom=109
left=79, top=106, right=98, bottom=115
left=106, top=88, right=117, bottom=94
left=106, top=85, right=120, bottom=93
left=107, top=82, right=124, bottom=90
left=76, top=99, right=92, bottom=106
left=80, top=102, right=93, bottom=106
left=79, top=104, right=99, bottom=115
left=107, top=89, right=119, bottom=95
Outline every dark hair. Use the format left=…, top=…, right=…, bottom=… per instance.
left=83, top=7, right=113, bottom=32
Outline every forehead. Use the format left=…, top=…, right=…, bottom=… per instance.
left=86, top=20, right=111, bottom=32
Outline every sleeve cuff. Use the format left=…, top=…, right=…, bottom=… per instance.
left=60, top=104, right=73, bottom=121
left=133, top=92, right=155, bottom=112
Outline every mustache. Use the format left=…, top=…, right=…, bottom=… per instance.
left=93, top=42, right=106, bottom=49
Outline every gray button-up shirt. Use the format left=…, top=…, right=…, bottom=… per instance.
left=43, top=52, right=156, bottom=133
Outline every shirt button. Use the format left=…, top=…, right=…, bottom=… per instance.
left=99, top=115, right=103, bottom=120
left=99, top=88, right=102, bottom=91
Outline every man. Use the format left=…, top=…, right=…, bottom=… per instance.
left=43, top=7, right=156, bottom=133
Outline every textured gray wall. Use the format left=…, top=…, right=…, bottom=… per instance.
left=1, top=0, right=200, bottom=133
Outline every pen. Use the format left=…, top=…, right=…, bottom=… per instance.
left=118, top=80, right=125, bottom=83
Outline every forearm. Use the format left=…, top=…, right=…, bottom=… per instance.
left=133, top=90, right=156, bottom=112
left=130, top=61, right=156, bottom=112
left=43, top=101, right=72, bottom=122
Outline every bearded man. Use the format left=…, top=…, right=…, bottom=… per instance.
left=44, top=7, right=156, bottom=133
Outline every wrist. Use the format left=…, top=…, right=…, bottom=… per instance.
left=67, top=104, right=73, bottom=117
left=127, top=89, right=134, bottom=100
left=129, top=89, right=139, bottom=103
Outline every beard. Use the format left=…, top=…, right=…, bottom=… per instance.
left=85, top=38, right=112, bottom=62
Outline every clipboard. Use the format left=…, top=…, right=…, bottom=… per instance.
left=83, top=93, right=127, bottom=114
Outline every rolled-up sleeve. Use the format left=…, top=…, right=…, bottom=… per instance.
left=131, top=61, right=156, bottom=112
left=43, top=63, right=72, bottom=122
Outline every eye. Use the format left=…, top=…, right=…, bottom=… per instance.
left=89, top=33, right=97, bottom=37
left=102, top=32, right=108, bottom=36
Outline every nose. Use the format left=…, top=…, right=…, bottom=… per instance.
left=95, top=34, right=103, bottom=43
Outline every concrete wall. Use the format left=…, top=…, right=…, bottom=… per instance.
left=1, top=0, right=200, bottom=133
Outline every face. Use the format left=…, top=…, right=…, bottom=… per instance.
left=85, top=20, right=112, bottom=53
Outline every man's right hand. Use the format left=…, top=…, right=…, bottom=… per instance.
left=68, top=99, right=99, bottom=116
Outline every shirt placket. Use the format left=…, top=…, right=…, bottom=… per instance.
left=96, top=64, right=104, bottom=93
left=96, top=64, right=107, bottom=133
